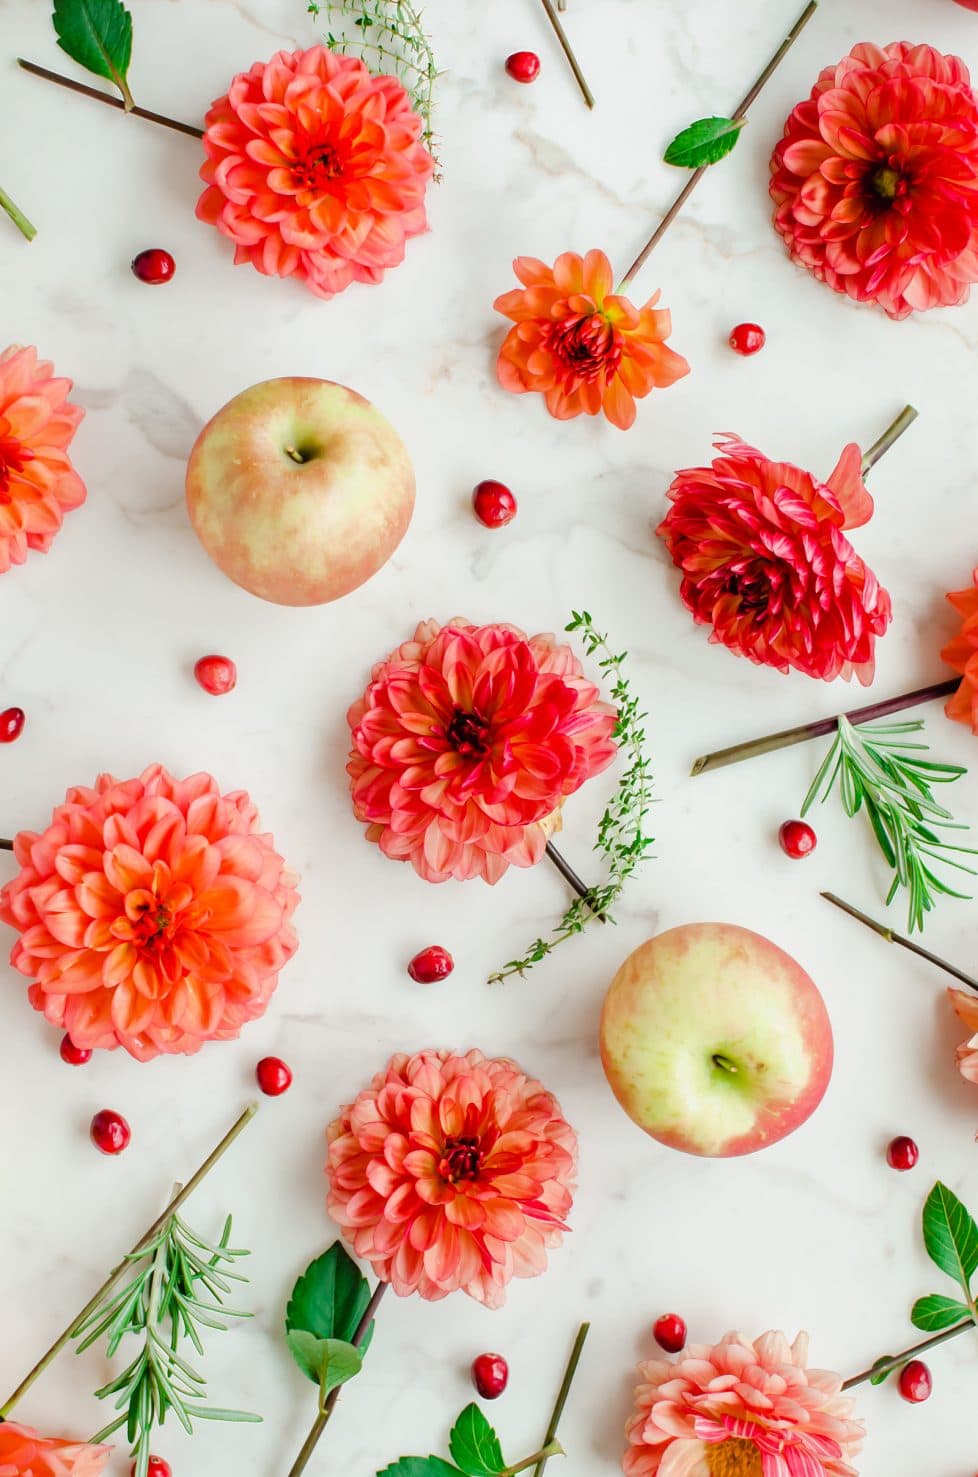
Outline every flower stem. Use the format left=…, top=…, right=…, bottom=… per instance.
left=842, top=1319, right=976, bottom=1389
left=0, top=184, right=36, bottom=241
left=821, top=892, right=978, bottom=993
left=861, top=404, right=918, bottom=474
left=536, top=0, right=594, bottom=109
left=689, top=678, right=959, bottom=777
left=504, top=1443, right=564, bottom=1477
left=17, top=60, right=204, bottom=139
left=532, top=1321, right=590, bottom=1477
left=545, top=842, right=607, bottom=922
left=618, top=0, right=818, bottom=289
left=0, top=1104, right=258, bottom=1418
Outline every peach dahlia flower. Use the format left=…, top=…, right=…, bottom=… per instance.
left=197, top=46, right=433, bottom=299
left=941, top=568, right=978, bottom=733
left=948, top=987, right=978, bottom=1086
left=326, top=1048, right=577, bottom=1307
left=771, top=42, right=978, bottom=319
left=347, top=618, right=618, bottom=883
left=624, top=1330, right=864, bottom=1477
left=0, top=764, right=299, bottom=1061
left=0, top=345, right=85, bottom=574
left=494, top=250, right=690, bottom=430
left=0, top=1422, right=109, bottom=1477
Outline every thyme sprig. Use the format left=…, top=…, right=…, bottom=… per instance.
left=489, top=613, right=653, bottom=983
left=803, top=716, right=976, bottom=933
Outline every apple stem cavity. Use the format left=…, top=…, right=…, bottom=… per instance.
left=545, top=841, right=607, bottom=922
left=842, top=1317, right=976, bottom=1390
left=822, top=892, right=978, bottom=994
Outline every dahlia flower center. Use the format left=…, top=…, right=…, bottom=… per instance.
left=723, top=570, right=771, bottom=614
left=548, top=311, right=623, bottom=382
left=293, top=135, right=345, bottom=192
left=446, top=707, right=492, bottom=758
left=439, top=1135, right=484, bottom=1182
left=870, top=163, right=906, bottom=204
left=706, top=1437, right=763, bottom=1477
left=0, top=421, right=33, bottom=501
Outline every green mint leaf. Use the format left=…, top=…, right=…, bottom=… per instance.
left=378, top=1460, right=464, bottom=1477
left=911, top=1294, right=973, bottom=1333
left=448, top=1405, right=506, bottom=1477
left=869, top=1356, right=895, bottom=1387
left=922, top=1182, right=978, bottom=1293
left=286, top=1243, right=375, bottom=1353
left=286, top=1332, right=363, bottom=1394
left=52, top=0, right=135, bottom=108
left=663, top=115, right=746, bottom=169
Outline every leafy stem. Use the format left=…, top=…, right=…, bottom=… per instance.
left=503, top=1444, right=564, bottom=1476
left=0, top=184, right=36, bottom=241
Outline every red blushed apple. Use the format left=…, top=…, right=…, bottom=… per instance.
left=600, top=923, right=833, bottom=1158
left=185, top=377, right=415, bottom=606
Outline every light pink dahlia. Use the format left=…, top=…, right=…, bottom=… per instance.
left=346, top=618, right=618, bottom=883
left=0, top=344, right=85, bottom=574
left=624, top=1331, right=864, bottom=1477
left=326, top=1048, right=578, bottom=1307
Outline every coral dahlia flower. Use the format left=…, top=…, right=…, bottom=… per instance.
left=624, top=1330, right=864, bottom=1477
left=0, top=1422, right=109, bottom=1477
left=948, top=987, right=978, bottom=1087
left=657, top=435, right=891, bottom=684
left=326, top=1048, right=577, bottom=1306
left=347, top=618, right=618, bottom=883
left=941, top=567, right=978, bottom=733
left=196, top=46, right=433, bottom=299
left=771, top=42, right=978, bottom=319
left=493, top=250, right=690, bottom=430
left=0, top=764, right=299, bottom=1061
left=0, top=344, right=85, bottom=574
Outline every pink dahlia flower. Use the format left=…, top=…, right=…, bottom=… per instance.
left=624, top=1330, right=864, bottom=1477
left=0, top=344, right=85, bottom=574
left=326, top=1048, right=577, bottom=1307
left=657, top=435, right=891, bottom=684
left=0, top=764, right=299, bottom=1061
left=0, top=1422, right=109, bottom=1476
left=196, top=46, right=433, bottom=299
left=948, top=987, right=978, bottom=1086
left=771, top=42, right=978, bottom=319
left=346, top=618, right=618, bottom=883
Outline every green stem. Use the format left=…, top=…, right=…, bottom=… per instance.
left=537, top=0, right=594, bottom=109
left=861, top=405, right=918, bottom=475
left=0, top=184, right=36, bottom=241
left=821, top=893, right=978, bottom=993
left=842, top=1319, right=976, bottom=1389
left=504, top=1444, right=564, bottom=1477
left=17, top=60, right=203, bottom=139
left=532, top=1322, right=590, bottom=1477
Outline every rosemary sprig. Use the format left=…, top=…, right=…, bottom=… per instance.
left=489, top=613, right=653, bottom=983
left=802, top=716, right=976, bottom=933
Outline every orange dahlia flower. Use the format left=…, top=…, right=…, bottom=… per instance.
left=0, top=344, right=85, bottom=574
left=346, top=618, right=618, bottom=883
left=196, top=46, right=433, bottom=299
left=326, top=1048, right=577, bottom=1306
left=948, top=987, right=978, bottom=1086
left=493, top=250, right=690, bottom=430
left=624, top=1330, right=864, bottom=1477
left=0, top=764, right=299, bottom=1061
left=771, top=42, right=978, bottom=319
left=0, top=1422, right=109, bottom=1476
left=941, top=568, right=978, bottom=732
left=657, top=435, right=891, bottom=684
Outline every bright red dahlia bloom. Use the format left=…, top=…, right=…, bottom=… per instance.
left=771, top=42, right=978, bottom=318
left=326, top=1048, right=578, bottom=1306
left=197, top=46, right=433, bottom=298
left=0, top=764, right=300, bottom=1060
left=657, top=436, right=891, bottom=684
left=941, top=567, right=978, bottom=732
left=347, top=618, right=618, bottom=882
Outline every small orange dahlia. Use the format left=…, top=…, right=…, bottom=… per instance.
left=948, top=987, right=978, bottom=1087
left=0, top=344, right=85, bottom=574
left=0, top=1422, right=109, bottom=1477
left=941, top=567, right=978, bottom=732
left=326, top=1048, right=578, bottom=1306
left=493, top=250, right=690, bottom=430
left=0, top=764, right=299, bottom=1061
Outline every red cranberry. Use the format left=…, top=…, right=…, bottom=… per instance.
left=898, top=1359, right=932, bottom=1403
left=60, top=1034, right=92, bottom=1066
left=132, top=249, right=176, bottom=285
left=653, top=1314, right=687, bottom=1353
left=0, top=706, right=25, bottom=743
left=779, top=820, right=817, bottom=859
left=194, top=654, right=237, bottom=695
left=886, top=1135, right=919, bottom=1171
left=408, top=945, right=455, bottom=983
left=472, top=480, right=517, bottom=529
left=472, top=1353, right=509, bottom=1399
left=256, top=1056, right=293, bottom=1096
left=135, top=1460, right=171, bottom=1477
left=505, top=51, right=540, bottom=84
left=729, top=322, right=766, bottom=356
left=90, top=1109, right=131, bottom=1155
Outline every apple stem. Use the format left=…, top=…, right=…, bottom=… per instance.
left=712, top=1053, right=738, bottom=1074
left=842, top=1318, right=976, bottom=1389
left=545, top=841, right=607, bottom=922
left=284, top=446, right=306, bottom=464
left=821, top=892, right=978, bottom=993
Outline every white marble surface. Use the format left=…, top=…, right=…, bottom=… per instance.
left=4, top=0, right=978, bottom=1473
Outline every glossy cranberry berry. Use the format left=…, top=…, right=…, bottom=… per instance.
left=779, top=819, right=817, bottom=859
left=408, top=945, right=455, bottom=983
left=131, top=248, right=176, bottom=284
left=90, top=1109, right=131, bottom=1155
left=0, top=706, right=25, bottom=743
left=135, top=1459, right=172, bottom=1477
left=653, top=1314, right=687, bottom=1353
left=473, top=480, right=517, bottom=529
left=256, top=1056, right=293, bottom=1096
left=886, top=1135, right=919, bottom=1171
left=472, top=1353, right=509, bottom=1399
left=898, top=1359, right=932, bottom=1403
left=729, top=322, right=766, bottom=356
left=194, top=654, right=237, bottom=695
left=505, top=51, right=540, bottom=84
left=60, top=1034, right=93, bottom=1066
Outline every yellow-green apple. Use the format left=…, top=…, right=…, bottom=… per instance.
left=600, top=923, right=833, bottom=1157
left=185, top=377, right=414, bottom=606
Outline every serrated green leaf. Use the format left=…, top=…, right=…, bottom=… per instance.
left=922, top=1181, right=978, bottom=1293
left=911, top=1294, right=973, bottom=1332
left=378, top=1460, right=463, bottom=1477
left=286, top=1331, right=363, bottom=1394
left=286, top=1243, right=375, bottom=1354
left=52, top=0, right=135, bottom=108
left=664, top=115, right=746, bottom=169
left=449, top=1405, right=506, bottom=1477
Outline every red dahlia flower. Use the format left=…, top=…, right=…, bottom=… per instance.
left=941, top=567, right=978, bottom=732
